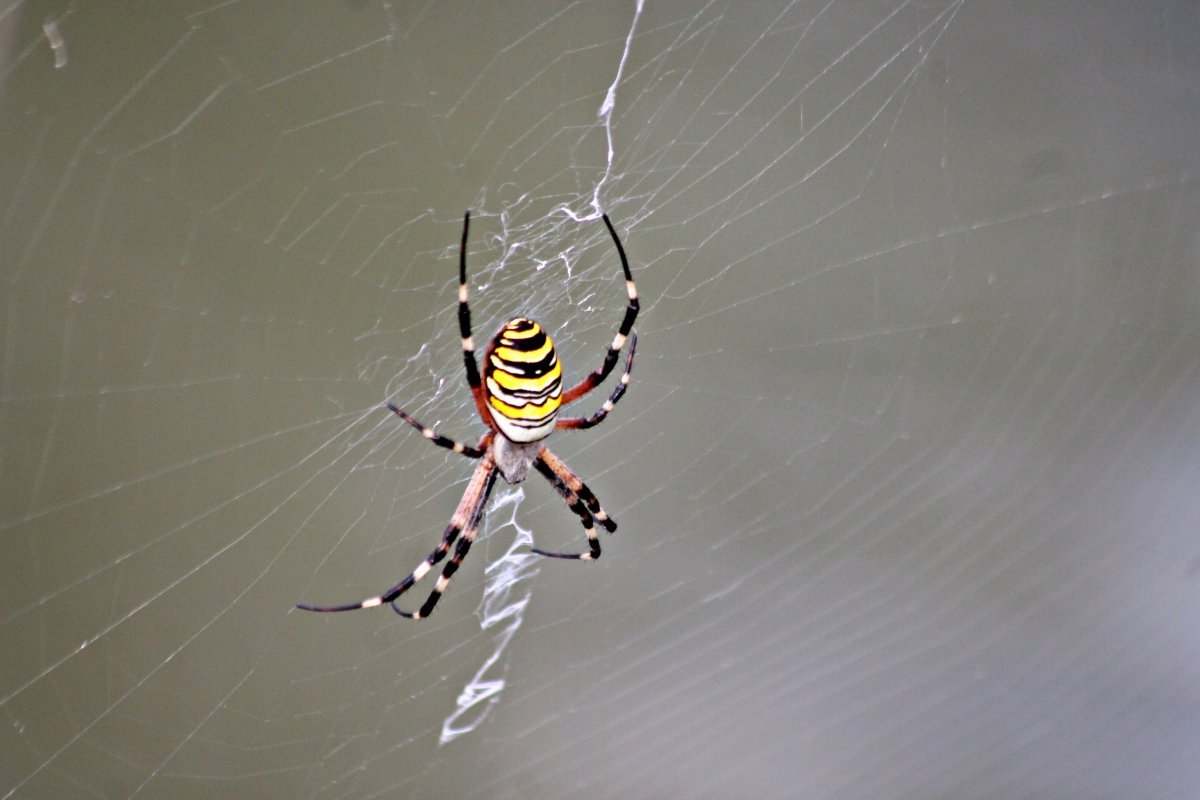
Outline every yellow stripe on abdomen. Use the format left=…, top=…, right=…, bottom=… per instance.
left=487, top=392, right=561, bottom=421
left=489, top=358, right=561, bottom=392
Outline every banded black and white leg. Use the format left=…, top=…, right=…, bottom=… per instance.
left=530, top=460, right=600, bottom=561
left=456, top=211, right=497, bottom=427
left=555, top=333, right=636, bottom=431
left=559, top=214, right=639, bottom=404
left=387, top=403, right=491, bottom=458
left=296, top=460, right=497, bottom=616
left=530, top=448, right=617, bottom=561
left=393, top=461, right=499, bottom=619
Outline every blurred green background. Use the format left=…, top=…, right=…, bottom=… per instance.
left=2, top=2, right=1198, bottom=798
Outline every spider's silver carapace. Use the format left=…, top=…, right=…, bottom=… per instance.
left=298, top=211, right=638, bottom=620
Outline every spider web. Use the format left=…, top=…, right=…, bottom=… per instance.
left=3, top=1, right=1200, bottom=798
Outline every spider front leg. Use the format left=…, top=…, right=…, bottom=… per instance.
left=297, top=459, right=497, bottom=618
left=529, top=448, right=617, bottom=561
left=393, top=461, right=499, bottom=619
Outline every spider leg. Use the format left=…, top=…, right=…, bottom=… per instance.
left=529, top=448, right=619, bottom=561
left=387, top=403, right=491, bottom=458
left=457, top=210, right=499, bottom=429
left=536, top=448, right=617, bottom=532
left=393, top=462, right=499, bottom=619
left=555, top=333, right=636, bottom=431
left=297, top=459, right=496, bottom=616
left=561, top=214, right=639, bottom=404
left=529, top=459, right=601, bottom=561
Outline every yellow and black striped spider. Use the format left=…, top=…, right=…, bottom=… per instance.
left=298, top=211, right=638, bottom=620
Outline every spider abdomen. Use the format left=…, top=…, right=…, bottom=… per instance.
left=483, top=317, right=562, bottom=443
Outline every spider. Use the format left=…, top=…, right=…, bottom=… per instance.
left=298, top=211, right=638, bottom=620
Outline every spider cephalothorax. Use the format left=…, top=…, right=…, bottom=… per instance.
left=298, top=211, right=638, bottom=620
